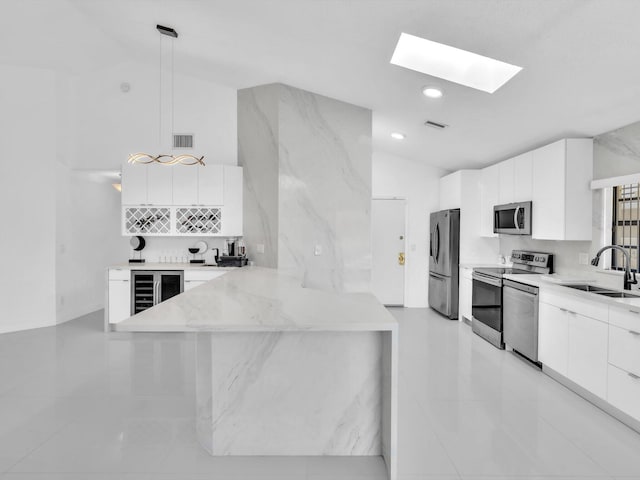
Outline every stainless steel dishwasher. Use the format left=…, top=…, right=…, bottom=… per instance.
left=503, top=279, right=540, bottom=364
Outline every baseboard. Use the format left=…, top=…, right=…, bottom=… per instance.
left=56, top=303, right=103, bottom=325
left=543, top=365, right=640, bottom=435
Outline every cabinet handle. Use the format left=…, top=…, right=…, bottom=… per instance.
left=629, top=372, right=640, bottom=380
left=629, top=310, right=640, bottom=314
left=629, top=330, right=640, bottom=336
left=559, top=308, right=575, bottom=314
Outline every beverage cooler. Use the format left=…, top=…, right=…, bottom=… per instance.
left=131, top=270, right=184, bottom=315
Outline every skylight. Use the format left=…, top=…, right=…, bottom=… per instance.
left=390, top=33, right=522, bottom=94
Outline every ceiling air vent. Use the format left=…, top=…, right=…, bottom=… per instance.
left=424, top=120, right=448, bottom=130
left=173, top=134, right=194, bottom=149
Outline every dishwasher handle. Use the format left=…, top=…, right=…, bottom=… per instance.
left=503, top=278, right=539, bottom=295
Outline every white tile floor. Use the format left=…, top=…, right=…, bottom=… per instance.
left=1, top=307, right=639, bottom=479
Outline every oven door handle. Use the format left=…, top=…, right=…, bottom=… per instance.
left=472, top=272, right=503, bottom=288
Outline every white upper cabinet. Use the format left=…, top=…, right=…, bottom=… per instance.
left=146, top=163, right=173, bottom=205
left=198, top=165, right=224, bottom=205
left=480, top=164, right=499, bottom=237
left=498, top=158, right=515, bottom=204
left=513, top=151, right=533, bottom=202
left=121, top=163, right=147, bottom=205
left=173, top=165, right=223, bottom=206
left=172, top=166, right=199, bottom=205
left=532, top=138, right=593, bottom=240
left=120, top=162, right=243, bottom=237
left=497, top=152, right=532, bottom=204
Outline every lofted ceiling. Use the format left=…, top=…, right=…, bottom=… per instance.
left=4, top=0, right=640, bottom=171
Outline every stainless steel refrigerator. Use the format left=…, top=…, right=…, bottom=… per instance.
left=428, top=209, right=460, bottom=319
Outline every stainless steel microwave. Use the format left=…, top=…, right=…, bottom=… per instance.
left=493, top=201, right=532, bottom=235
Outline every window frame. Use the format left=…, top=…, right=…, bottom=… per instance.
left=611, top=184, right=640, bottom=273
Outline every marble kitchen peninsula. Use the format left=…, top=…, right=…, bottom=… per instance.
left=116, top=267, right=398, bottom=480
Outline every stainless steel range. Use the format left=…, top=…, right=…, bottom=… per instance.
left=471, top=250, right=553, bottom=349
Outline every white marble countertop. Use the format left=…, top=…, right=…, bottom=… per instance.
left=115, top=266, right=398, bottom=333
left=109, top=262, right=238, bottom=271
left=504, top=273, right=640, bottom=311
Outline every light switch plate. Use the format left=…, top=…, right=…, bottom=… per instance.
left=579, top=252, right=589, bottom=265
left=314, top=244, right=322, bottom=256
left=256, top=244, right=265, bottom=254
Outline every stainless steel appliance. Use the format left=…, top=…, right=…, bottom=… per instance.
left=472, top=250, right=553, bottom=349
left=428, top=209, right=460, bottom=319
left=494, top=201, right=532, bottom=235
left=131, top=270, right=184, bottom=315
left=503, top=279, right=540, bottom=363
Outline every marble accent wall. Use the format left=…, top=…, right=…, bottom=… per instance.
left=594, top=120, right=640, bottom=180
left=239, top=84, right=372, bottom=292
left=238, top=85, right=280, bottom=268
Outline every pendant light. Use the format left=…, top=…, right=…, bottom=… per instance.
left=128, top=25, right=205, bottom=166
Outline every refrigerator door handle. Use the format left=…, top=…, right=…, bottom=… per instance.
left=434, top=223, right=440, bottom=263
left=429, top=230, right=433, bottom=258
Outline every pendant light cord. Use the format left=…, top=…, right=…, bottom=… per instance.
left=159, top=34, right=162, bottom=148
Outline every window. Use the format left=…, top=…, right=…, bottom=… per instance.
left=612, top=184, right=640, bottom=272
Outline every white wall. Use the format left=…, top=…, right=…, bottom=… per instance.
left=0, top=65, right=57, bottom=333
left=1, top=56, right=238, bottom=332
left=53, top=62, right=238, bottom=324
left=74, top=61, right=238, bottom=171
left=372, top=151, right=447, bottom=307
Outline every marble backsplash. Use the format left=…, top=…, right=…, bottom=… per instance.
left=238, top=83, right=372, bottom=293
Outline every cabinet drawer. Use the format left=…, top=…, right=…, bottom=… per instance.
left=608, top=305, right=640, bottom=331
left=609, top=323, right=640, bottom=377
left=109, top=269, right=130, bottom=281
left=608, top=364, right=640, bottom=421
left=539, top=289, right=608, bottom=322
left=184, top=270, right=227, bottom=282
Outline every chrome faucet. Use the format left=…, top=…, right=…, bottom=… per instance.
left=591, top=245, right=637, bottom=290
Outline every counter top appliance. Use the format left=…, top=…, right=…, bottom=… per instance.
left=471, top=250, right=553, bottom=349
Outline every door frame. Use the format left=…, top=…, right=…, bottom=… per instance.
left=371, top=196, right=408, bottom=307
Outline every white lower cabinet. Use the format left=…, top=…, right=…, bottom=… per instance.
left=538, top=292, right=640, bottom=425
left=458, top=267, right=472, bottom=322
left=108, top=270, right=131, bottom=324
left=538, top=302, right=569, bottom=376
left=608, top=323, right=640, bottom=377
left=608, top=364, right=640, bottom=421
left=567, top=313, right=608, bottom=399
left=184, top=270, right=227, bottom=291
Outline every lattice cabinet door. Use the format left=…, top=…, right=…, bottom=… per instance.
left=175, top=207, right=222, bottom=235
left=123, top=207, right=172, bottom=235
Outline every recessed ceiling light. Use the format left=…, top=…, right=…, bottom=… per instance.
left=391, top=132, right=406, bottom=140
left=422, top=87, right=443, bottom=99
left=391, top=33, right=522, bottom=94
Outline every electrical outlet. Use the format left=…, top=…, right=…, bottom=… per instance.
left=314, top=244, right=322, bottom=256
left=410, top=244, right=416, bottom=252
left=256, top=244, right=265, bottom=254
left=579, top=252, right=589, bottom=265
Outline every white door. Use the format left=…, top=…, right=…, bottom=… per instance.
left=371, top=198, right=405, bottom=306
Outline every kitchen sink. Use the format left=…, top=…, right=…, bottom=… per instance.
left=593, top=291, right=640, bottom=298
left=563, top=284, right=615, bottom=292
